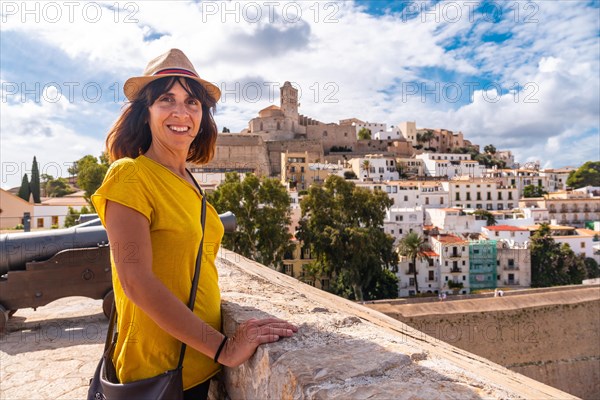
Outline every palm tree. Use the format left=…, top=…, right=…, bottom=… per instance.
left=361, top=160, right=371, bottom=180
left=397, top=232, right=430, bottom=295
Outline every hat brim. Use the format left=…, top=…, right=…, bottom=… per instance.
left=124, top=74, right=221, bottom=103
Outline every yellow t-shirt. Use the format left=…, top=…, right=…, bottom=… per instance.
left=91, top=155, right=224, bottom=389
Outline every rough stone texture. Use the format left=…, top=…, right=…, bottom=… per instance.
left=367, top=286, right=600, bottom=399
left=0, top=250, right=580, bottom=399
left=216, top=250, right=575, bottom=399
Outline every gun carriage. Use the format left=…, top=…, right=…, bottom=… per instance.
left=0, top=213, right=236, bottom=333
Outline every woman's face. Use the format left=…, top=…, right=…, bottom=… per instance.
left=147, top=80, right=203, bottom=154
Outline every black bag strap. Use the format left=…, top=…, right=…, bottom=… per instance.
left=104, top=173, right=208, bottom=372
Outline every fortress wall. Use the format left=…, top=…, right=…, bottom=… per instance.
left=367, top=287, right=600, bottom=399
left=211, top=249, right=576, bottom=399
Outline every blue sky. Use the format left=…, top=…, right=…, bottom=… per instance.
left=1, top=0, right=599, bottom=189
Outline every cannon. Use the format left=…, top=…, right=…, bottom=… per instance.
left=0, top=212, right=236, bottom=332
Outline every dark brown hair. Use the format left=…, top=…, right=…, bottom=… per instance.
left=106, top=77, right=218, bottom=164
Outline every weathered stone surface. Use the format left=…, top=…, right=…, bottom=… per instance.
left=217, top=250, right=577, bottom=399
left=368, top=286, right=600, bottom=399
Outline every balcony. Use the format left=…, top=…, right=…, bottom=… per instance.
left=450, top=268, right=462, bottom=273
left=447, top=253, right=463, bottom=259
left=549, top=208, right=556, bottom=214
left=426, top=277, right=438, bottom=282
left=405, top=269, right=418, bottom=275
left=503, top=266, right=520, bottom=271
left=504, top=279, right=520, bottom=285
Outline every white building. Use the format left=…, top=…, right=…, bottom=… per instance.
left=484, top=168, right=551, bottom=198
left=442, top=177, right=519, bottom=211
left=373, top=124, right=402, bottom=140
left=349, top=155, right=399, bottom=182
left=353, top=121, right=387, bottom=139
left=481, top=225, right=531, bottom=244
left=430, top=234, right=471, bottom=295
left=416, top=153, right=485, bottom=179
left=496, top=240, right=531, bottom=288
left=425, top=208, right=485, bottom=234
left=397, top=249, right=440, bottom=297
left=384, top=206, right=424, bottom=242
left=541, top=167, right=576, bottom=192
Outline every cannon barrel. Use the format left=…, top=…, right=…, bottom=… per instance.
left=0, top=213, right=236, bottom=275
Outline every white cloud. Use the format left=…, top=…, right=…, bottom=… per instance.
left=1, top=0, right=598, bottom=190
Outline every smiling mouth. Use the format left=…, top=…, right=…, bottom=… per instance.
left=167, top=125, right=190, bottom=133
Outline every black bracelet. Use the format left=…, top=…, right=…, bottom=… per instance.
left=214, top=335, right=228, bottom=363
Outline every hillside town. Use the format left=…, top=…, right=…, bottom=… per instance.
left=2, top=82, right=599, bottom=298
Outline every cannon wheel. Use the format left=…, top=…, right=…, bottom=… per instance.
left=0, top=305, right=8, bottom=334
left=102, top=290, right=114, bottom=319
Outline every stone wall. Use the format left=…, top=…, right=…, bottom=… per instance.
left=208, top=134, right=271, bottom=176
left=367, top=286, right=600, bottom=399
left=214, top=250, right=575, bottom=399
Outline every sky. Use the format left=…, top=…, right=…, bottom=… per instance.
left=1, top=0, right=599, bottom=190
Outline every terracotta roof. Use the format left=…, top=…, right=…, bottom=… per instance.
left=485, top=225, right=528, bottom=232
left=433, top=234, right=466, bottom=244
left=420, top=250, right=439, bottom=257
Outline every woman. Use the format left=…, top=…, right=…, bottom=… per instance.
left=92, top=49, right=297, bottom=399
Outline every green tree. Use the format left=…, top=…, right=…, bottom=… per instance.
left=45, top=176, right=75, bottom=197
left=484, top=144, right=497, bottom=155
left=18, top=174, right=31, bottom=201
left=530, top=224, right=588, bottom=287
left=64, top=205, right=91, bottom=228
left=30, top=156, right=41, bottom=203
left=208, top=172, right=293, bottom=270
left=357, top=128, right=372, bottom=140
left=222, top=127, right=231, bottom=133
left=523, top=184, right=547, bottom=198
left=397, top=232, right=430, bottom=294
left=361, top=160, right=371, bottom=179
left=473, top=209, right=497, bottom=226
left=566, top=161, right=600, bottom=188
left=417, top=130, right=435, bottom=149
left=70, top=155, right=109, bottom=204
left=584, top=257, right=600, bottom=279
left=296, top=175, right=398, bottom=301
left=343, top=170, right=357, bottom=180
left=365, top=267, right=399, bottom=300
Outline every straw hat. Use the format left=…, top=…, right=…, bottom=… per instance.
left=123, top=48, right=221, bottom=102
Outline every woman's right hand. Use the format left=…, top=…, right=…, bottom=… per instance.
left=218, top=318, right=298, bottom=367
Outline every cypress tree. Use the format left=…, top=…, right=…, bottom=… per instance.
left=30, top=156, right=41, bottom=203
left=18, top=174, right=31, bottom=201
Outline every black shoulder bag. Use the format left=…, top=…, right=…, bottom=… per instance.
left=88, top=188, right=207, bottom=400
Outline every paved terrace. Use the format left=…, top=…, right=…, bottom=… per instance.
left=1, top=250, right=576, bottom=399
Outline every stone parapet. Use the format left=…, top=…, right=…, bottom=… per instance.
left=215, top=250, right=576, bottom=399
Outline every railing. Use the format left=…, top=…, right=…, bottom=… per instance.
left=405, top=269, right=418, bottom=275
left=426, top=277, right=438, bottom=282
left=450, top=268, right=462, bottom=273
left=503, top=266, right=520, bottom=271
left=447, top=253, right=462, bottom=259
left=504, top=280, right=520, bottom=285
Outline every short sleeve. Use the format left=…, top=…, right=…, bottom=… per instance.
left=91, top=158, right=154, bottom=227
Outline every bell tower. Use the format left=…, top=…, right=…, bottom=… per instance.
left=280, top=81, right=299, bottom=120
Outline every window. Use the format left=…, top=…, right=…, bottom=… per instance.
left=456, top=193, right=460, bottom=201
left=581, top=242, right=586, bottom=248
left=425, top=197, right=429, bottom=205
left=404, top=196, right=408, bottom=201
left=466, top=193, right=471, bottom=201
left=477, top=192, right=482, bottom=201
left=440, top=197, right=444, bottom=204
left=51, top=216, right=59, bottom=225
left=37, top=218, right=44, bottom=228
left=284, top=264, right=293, bottom=275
